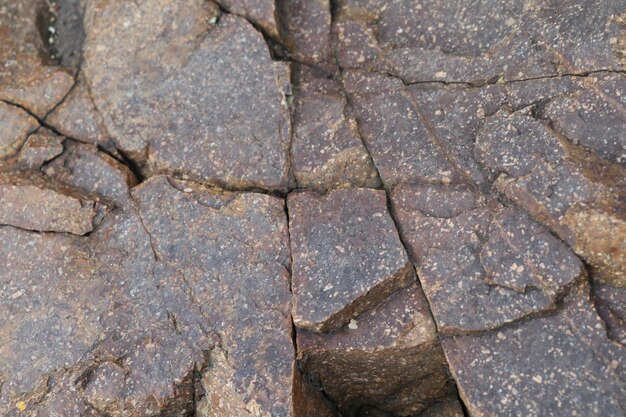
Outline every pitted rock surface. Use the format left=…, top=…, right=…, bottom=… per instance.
left=1, top=0, right=625, bottom=416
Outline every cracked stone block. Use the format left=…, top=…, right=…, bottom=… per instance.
left=391, top=184, right=585, bottom=333
left=593, top=282, right=626, bottom=345
left=544, top=73, right=626, bottom=166
left=0, top=171, right=109, bottom=235
left=44, top=142, right=138, bottom=205
left=288, top=187, right=415, bottom=333
left=0, top=0, right=75, bottom=117
left=298, top=284, right=453, bottom=416
left=476, top=112, right=626, bottom=288
left=278, top=0, right=334, bottom=69
left=292, top=368, right=339, bottom=417
left=442, top=284, right=626, bottom=417
left=16, top=128, right=64, bottom=169
left=0, top=101, right=40, bottom=159
left=408, top=83, right=508, bottom=188
left=291, top=65, right=380, bottom=190
left=343, top=70, right=461, bottom=188
left=333, top=0, right=626, bottom=84
left=46, top=77, right=111, bottom=145
left=0, top=175, right=295, bottom=416
left=216, top=0, right=279, bottom=39
left=83, top=0, right=292, bottom=191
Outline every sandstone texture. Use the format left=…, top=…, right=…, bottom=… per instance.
left=1, top=0, right=625, bottom=416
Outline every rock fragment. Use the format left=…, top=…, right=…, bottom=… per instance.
left=0, top=171, right=108, bottom=235
left=391, top=184, right=585, bottom=333
left=16, top=129, right=64, bottom=169
left=291, top=65, right=380, bottom=190
left=278, top=0, right=334, bottom=69
left=45, top=77, right=110, bottom=145
left=216, top=0, right=279, bottom=39
left=298, top=284, right=453, bottom=416
left=83, top=0, right=291, bottom=191
left=289, top=187, right=415, bottom=332
left=0, top=101, right=40, bottom=159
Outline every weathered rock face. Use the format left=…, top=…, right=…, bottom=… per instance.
left=443, top=284, right=626, bottom=416
left=391, top=184, right=585, bottom=333
left=0, top=101, right=40, bottom=159
left=0, top=0, right=75, bottom=117
left=2, top=0, right=625, bottom=415
left=291, top=65, right=380, bottom=190
left=298, top=284, right=453, bottom=416
left=83, top=0, right=292, bottom=191
left=0, top=171, right=109, bottom=235
left=334, top=0, right=626, bottom=84
left=289, top=187, right=414, bottom=332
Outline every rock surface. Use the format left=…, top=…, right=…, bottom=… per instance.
left=1, top=0, right=625, bottom=416
left=289, top=187, right=414, bottom=332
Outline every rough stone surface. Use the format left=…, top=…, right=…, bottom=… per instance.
left=2, top=0, right=625, bottom=415
left=16, top=128, right=64, bottom=169
left=298, top=284, right=453, bottom=416
left=45, top=77, right=111, bottom=145
left=289, top=187, right=415, bottom=332
left=391, top=184, right=585, bottom=333
left=0, top=171, right=109, bottom=235
left=442, top=284, right=626, bottom=417
left=83, top=0, right=291, bottom=191
left=476, top=111, right=626, bottom=288
left=0, top=100, right=39, bottom=159
left=0, top=0, right=75, bottom=117
left=291, top=65, right=380, bottom=190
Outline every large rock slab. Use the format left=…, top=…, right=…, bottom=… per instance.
left=0, top=174, right=296, bottom=416
left=298, top=284, right=453, bottom=416
left=288, top=187, right=415, bottom=332
left=291, top=65, right=380, bottom=190
left=83, top=0, right=292, bottom=191
left=391, top=184, right=585, bottom=333
left=442, top=284, right=626, bottom=417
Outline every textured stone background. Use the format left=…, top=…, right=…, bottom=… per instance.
left=0, top=0, right=624, bottom=416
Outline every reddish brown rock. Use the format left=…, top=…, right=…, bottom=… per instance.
left=298, top=284, right=453, bottom=416
left=216, top=0, right=279, bottom=39
left=44, top=142, right=138, bottom=205
left=278, top=0, right=334, bottom=69
left=333, top=0, right=626, bottom=84
left=1, top=175, right=296, bottom=416
left=16, top=129, right=64, bottom=169
left=289, top=187, right=415, bottom=332
left=291, top=369, right=339, bottom=417
left=0, top=171, right=109, bottom=235
left=343, top=70, right=462, bottom=188
left=45, top=77, right=110, bottom=145
left=0, top=0, right=75, bottom=117
left=291, top=65, right=380, bottom=190
left=0, top=101, right=39, bottom=159
left=442, top=284, right=626, bottom=417
left=83, top=0, right=292, bottom=191
left=475, top=112, right=626, bottom=287
left=391, top=184, right=585, bottom=333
